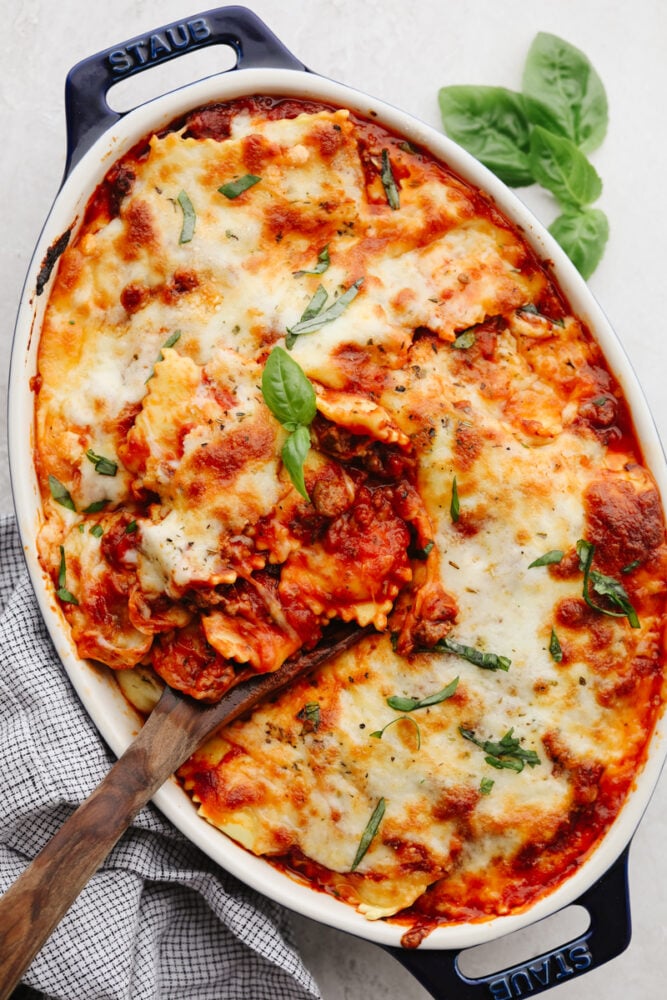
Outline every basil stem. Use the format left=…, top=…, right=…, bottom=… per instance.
left=460, top=727, right=541, bottom=772
left=576, top=539, right=640, bottom=628
left=48, top=474, right=75, bottom=512
left=293, top=245, right=330, bottom=276
left=177, top=190, right=196, bottom=244
left=86, top=449, right=118, bottom=477
left=351, top=798, right=386, bottom=871
left=285, top=278, right=363, bottom=344
left=380, top=149, right=400, bottom=209
left=434, top=636, right=511, bottom=672
left=218, top=174, right=262, bottom=199
left=370, top=716, right=421, bottom=750
left=56, top=546, right=79, bottom=605
left=386, top=676, right=459, bottom=713
left=528, top=549, right=564, bottom=568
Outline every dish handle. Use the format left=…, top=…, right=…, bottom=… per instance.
left=383, top=844, right=631, bottom=999
left=63, top=5, right=306, bottom=177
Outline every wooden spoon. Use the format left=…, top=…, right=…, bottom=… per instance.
left=0, top=624, right=368, bottom=997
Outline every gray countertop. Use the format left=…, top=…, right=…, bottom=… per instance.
left=3, top=2, right=667, bottom=997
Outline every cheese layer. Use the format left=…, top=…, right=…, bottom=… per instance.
left=34, top=97, right=667, bottom=929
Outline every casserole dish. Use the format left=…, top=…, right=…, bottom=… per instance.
left=8, top=6, right=667, bottom=997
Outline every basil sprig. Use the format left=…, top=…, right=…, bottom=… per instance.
left=177, top=190, right=196, bottom=244
left=351, top=798, right=386, bottom=871
left=438, top=33, right=609, bottom=277
left=576, top=539, right=640, bottom=628
left=528, top=549, right=564, bottom=568
left=433, top=636, right=511, bottom=672
left=460, top=727, right=541, bottom=773
left=285, top=279, right=363, bottom=348
left=261, top=347, right=316, bottom=500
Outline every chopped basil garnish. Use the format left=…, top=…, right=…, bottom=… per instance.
left=480, top=777, right=495, bottom=795
left=622, top=559, right=642, bottom=575
left=86, top=449, right=118, bottom=477
left=549, top=627, right=563, bottom=662
left=125, top=520, right=138, bottom=534
left=297, top=702, right=321, bottom=732
left=576, top=539, right=640, bottom=628
left=293, top=245, right=330, bottom=276
left=450, top=476, right=460, bottom=523
left=83, top=499, right=109, bottom=514
left=370, top=716, right=421, bottom=750
left=414, top=540, right=434, bottom=560
left=386, top=676, right=459, bottom=712
left=285, top=278, right=363, bottom=347
left=90, top=524, right=104, bottom=538
left=261, top=347, right=317, bottom=500
left=460, top=727, right=541, bottom=772
left=528, top=549, right=564, bottom=568
left=350, top=798, right=386, bottom=871
left=56, top=546, right=78, bottom=605
left=146, top=330, right=181, bottom=383
left=177, top=189, right=196, bottom=244
left=218, top=174, right=262, bottom=199
left=434, top=636, right=511, bottom=672
left=452, top=330, right=476, bottom=350
left=48, top=475, right=75, bottom=512
left=380, top=149, right=400, bottom=209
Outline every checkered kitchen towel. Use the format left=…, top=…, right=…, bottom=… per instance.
left=0, top=514, right=320, bottom=1000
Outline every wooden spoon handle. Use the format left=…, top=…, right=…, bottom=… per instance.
left=0, top=624, right=367, bottom=996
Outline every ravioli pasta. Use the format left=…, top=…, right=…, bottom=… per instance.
left=34, top=97, right=667, bottom=930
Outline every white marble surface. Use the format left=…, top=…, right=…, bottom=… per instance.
left=2, top=1, right=667, bottom=997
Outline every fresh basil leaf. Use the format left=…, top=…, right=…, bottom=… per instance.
left=48, top=474, right=75, bottom=512
left=528, top=549, right=564, bottom=568
left=351, top=798, right=386, bottom=871
left=286, top=278, right=364, bottom=342
left=86, top=449, right=118, bottom=477
left=281, top=424, right=312, bottom=501
left=438, top=86, right=534, bottom=187
left=381, top=149, right=400, bottom=209
left=218, top=174, right=262, bottom=199
left=549, top=208, right=609, bottom=280
left=286, top=285, right=329, bottom=348
left=90, top=523, right=104, bottom=538
left=450, top=476, right=460, bottom=523
left=387, top=676, right=459, bottom=713
left=370, top=716, right=421, bottom=749
left=262, top=347, right=317, bottom=428
left=293, top=245, right=330, bottom=276
left=549, top=627, right=563, bottom=662
left=434, top=636, right=511, bottom=672
left=480, top=776, right=495, bottom=795
left=177, top=190, right=196, bottom=244
left=460, top=727, right=541, bottom=772
left=528, top=126, right=602, bottom=209
left=522, top=32, right=608, bottom=153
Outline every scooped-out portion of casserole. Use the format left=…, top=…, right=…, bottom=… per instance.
left=33, top=96, right=667, bottom=931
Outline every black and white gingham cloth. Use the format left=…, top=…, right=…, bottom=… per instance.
left=0, top=514, right=320, bottom=999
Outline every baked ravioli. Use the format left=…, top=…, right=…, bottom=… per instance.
left=33, top=97, right=667, bottom=932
